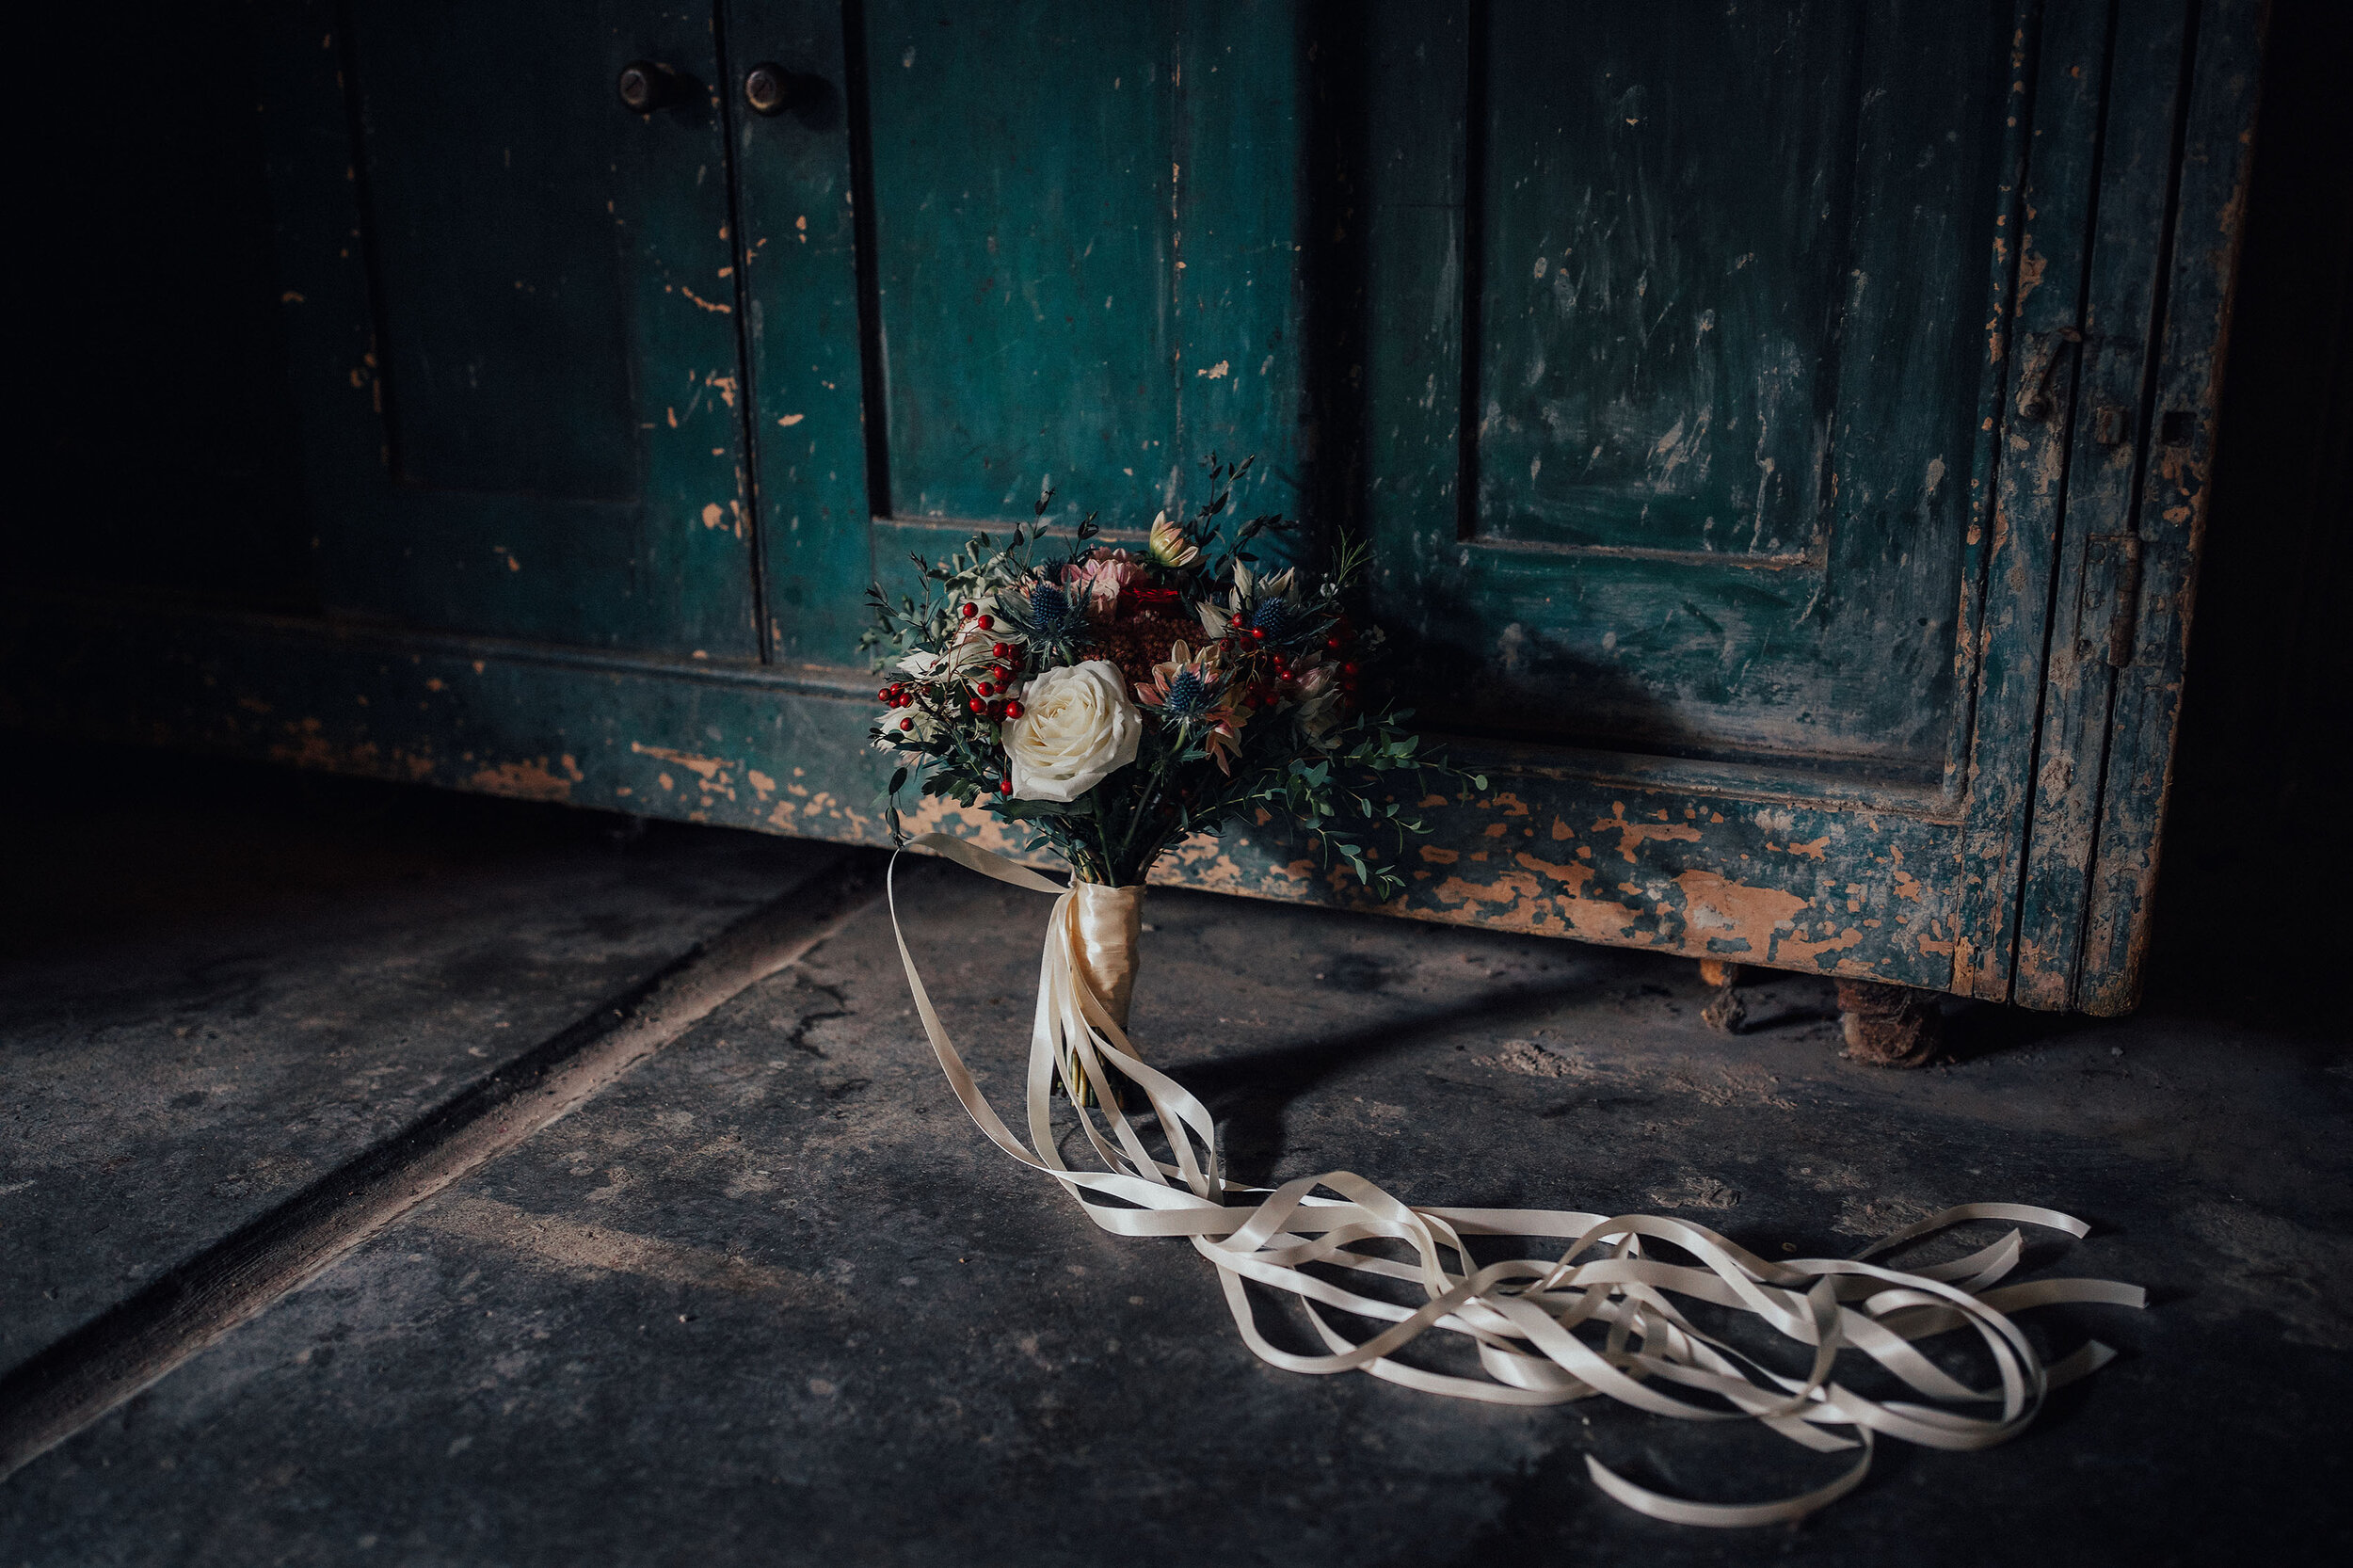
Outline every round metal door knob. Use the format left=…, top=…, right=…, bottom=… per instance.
left=743, top=61, right=799, bottom=117
left=617, top=60, right=685, bottom=114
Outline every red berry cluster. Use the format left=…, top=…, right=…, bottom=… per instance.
left=968, top=601, right=1019, bottom=799
left=1211, top=611, right=1362, bottom=712
left=1327, top=617, right=1363, bottom=704
left=936, top=607, right=1023, bottom=723
left=875, top=679, right=920, bottom=732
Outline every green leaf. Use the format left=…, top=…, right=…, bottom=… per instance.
left=997, top=797, right=1080, bottom=823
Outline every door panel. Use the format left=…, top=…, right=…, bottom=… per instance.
left=864, top=5, right=1179, bottom=529
left=737, top=0, right=1310, bottom=666
left=360, top=17, right=638, bottom=503
left=722, top=0, right=874, bottom=665
left=1951, top=0, right=2131, bottom=1000
left=1374, top=1, right=2012, bottom=783
left=1476, top=3, right=1860, bottom=560
left=2058, top=0, right=2265, bottom=1012
left=2006, top=0, right=2197, bottom=1005
left=280, top=0, right=758, bottom=656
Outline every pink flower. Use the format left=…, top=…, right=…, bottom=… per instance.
left=1289, top=659, right=1343, bottom=745
left=1062, top=549, right=1142, bottom=622
left=1134, top=642, right=1246, bottom=774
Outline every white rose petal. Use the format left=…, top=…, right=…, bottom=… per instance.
left=1005, top=660, right=1142, bottom=803
left=872, top=704, right=938, bottom=749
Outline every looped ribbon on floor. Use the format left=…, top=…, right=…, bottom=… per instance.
left=887, top=834, right=2145, bottom=1527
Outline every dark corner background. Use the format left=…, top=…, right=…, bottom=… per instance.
left=2147, top=0, right=2353, bottom=997
left=19, top=4, right=312, bottom=610
left=9, top=0, right=2350, bottom=1008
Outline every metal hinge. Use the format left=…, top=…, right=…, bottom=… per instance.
left=2083, top=534, right=2145, bottom=667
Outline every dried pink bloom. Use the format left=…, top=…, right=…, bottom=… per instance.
left=1062, top=549, right=1143, bottom=621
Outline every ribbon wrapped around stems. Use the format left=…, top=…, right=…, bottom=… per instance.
left=1060, top=878, right=1144, bottom=1108
left=887, top=833, right=2144, bottom=1528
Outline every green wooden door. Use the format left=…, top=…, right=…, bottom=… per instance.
left=1337, top=0, right=2208, bottom=999
left=273, top=0, right=758, bottom=656
left=728, top=0, right=2028, bottom=984
left=4, top=0, right=2257, bottom=1016
left=706, top=0, right=2249, bottom=1005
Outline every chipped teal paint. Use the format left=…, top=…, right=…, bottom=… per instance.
left=0, top=603, right=1961, bottom=990
left=2006, top=0, right=2201, bottom=1006
left=1474, top=2, right=1864, bottom=560
left=2075, top=0, right=2265, bottom=1013
left=726, top=0, right=876, bottom=664
left=1368, top=1, right=2014, bottom=781
left=1956, top=0, right=2119, bottom=1001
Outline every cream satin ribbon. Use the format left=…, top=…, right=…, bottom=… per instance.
left=887, top=833, right=2144, bottom=1528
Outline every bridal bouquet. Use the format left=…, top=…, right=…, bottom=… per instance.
left=863, top=456, right=1479, bottom=892
left=863, top=457, right=1480, bottom=1097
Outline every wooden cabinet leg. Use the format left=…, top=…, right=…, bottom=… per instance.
left=1698, top=959, right=1747, bottom=1033
left=1833, top=979, right=1945, bottom=1067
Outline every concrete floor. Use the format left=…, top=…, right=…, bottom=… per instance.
left=3, top=756, right=2348, bottom=1566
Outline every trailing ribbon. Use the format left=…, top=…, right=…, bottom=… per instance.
left=887, top=834, right=2144, bottom=1527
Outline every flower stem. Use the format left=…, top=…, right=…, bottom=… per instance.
left=1112, top=725, right=1186, bottom=882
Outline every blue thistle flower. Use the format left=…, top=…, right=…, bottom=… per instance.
left=1162, top=668, right=1214, bottom=720
left=1247, top=598, right=1299, bottom=640
left=1030, top=582, right=1087, bottom=640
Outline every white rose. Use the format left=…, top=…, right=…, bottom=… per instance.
left=1005, top=660, right=1142, bottom=802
